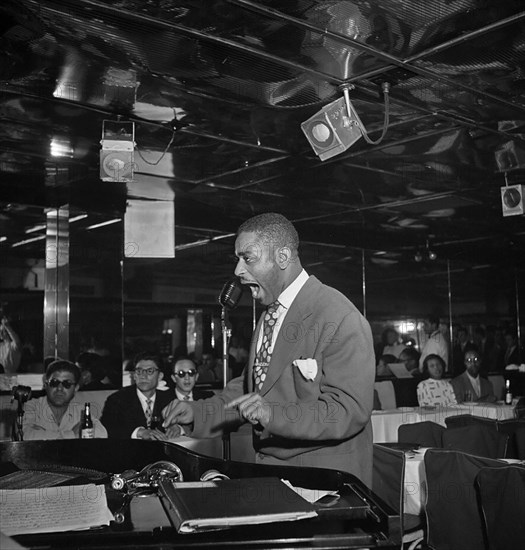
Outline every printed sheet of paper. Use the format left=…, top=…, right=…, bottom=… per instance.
left=0, top=484, right=114, bottom=536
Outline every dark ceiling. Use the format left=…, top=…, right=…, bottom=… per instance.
left=1, top=0, right=525, bottom=312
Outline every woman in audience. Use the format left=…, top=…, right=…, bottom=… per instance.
left=417, top=354, right=457, bottom=406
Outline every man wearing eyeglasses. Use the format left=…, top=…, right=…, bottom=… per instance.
left=22, top=360, right=107, bottom=440
left=168, top=358, right=215, bottom=437
left=450, top=349, right=496, bottom=403
left=172, top=358, right=215, bottom=402
left=101, top=354, right=174, bottom=439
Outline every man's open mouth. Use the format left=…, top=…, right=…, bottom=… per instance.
left=245, top=282, right=260, bottom=299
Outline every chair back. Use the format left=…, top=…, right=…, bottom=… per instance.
left=444, top=414, right=497, bottom=430
left=495, top=418, right=525, bottom=459
left=398, top=421, right=445, bottom=448
left=372, top=444, right=425, bottom=539
left=476, top=466, right=525, bottom=550
left=424, top=449, right=507, bottom=550
left=442, top=424, right=509, bottom=459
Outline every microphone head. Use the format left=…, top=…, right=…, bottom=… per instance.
left=219, top=277, right=244, bottom=310
left=12, top=385, right=32, bottom=403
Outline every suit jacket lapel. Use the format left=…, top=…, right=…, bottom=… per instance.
left=259, top=277, right=316, bottom=395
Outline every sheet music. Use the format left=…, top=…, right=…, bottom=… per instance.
left=387, top=362, right=414, bottom=378
left=0, top=484, right=114, bottom=536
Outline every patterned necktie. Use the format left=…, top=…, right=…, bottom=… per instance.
left=145, top=398, right=153, bottom=428
left=253, top=301, right=280, bottom=391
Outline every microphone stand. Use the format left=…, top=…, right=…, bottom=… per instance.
left=12, top=385, right=32, bottom=441
left=221, top=305, right=232, bottom=460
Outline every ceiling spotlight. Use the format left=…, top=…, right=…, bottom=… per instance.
left=301, top=82, right=390, bottom=161
left=428, top=250, right=437, bottom=261
left=501, top=183, right=524, bottom=217
left=414, top=250, right=423, bottom=262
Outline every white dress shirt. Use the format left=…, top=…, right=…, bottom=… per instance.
left=256, top=269, right=309, bottom=355
left=131, top=390, right=157, bottom=439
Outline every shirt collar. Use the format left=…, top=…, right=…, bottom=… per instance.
left=276, top=269, right=309, bottom=310
left=136, top=388, right=156, bottom=406
left=175, top=389, right=192, bottom=401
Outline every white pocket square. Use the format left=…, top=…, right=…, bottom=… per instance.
left=293, top=358, right=318, bottom=381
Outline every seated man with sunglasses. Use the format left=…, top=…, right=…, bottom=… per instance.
left=172, top=358, right=215, bottom=402
left=101, top=353, right=174, bottom=439
left=168, top=358, right=215, bottom=437
left=22, top=359, right=107, bottom=440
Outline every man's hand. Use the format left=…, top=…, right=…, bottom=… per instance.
left=165, top=424, right=185, bottom=439
left=137, top=427, right=169, bottom=440
left=162, top=400, right=194, bottom=429
left=224, top=393, right=272, bottom=427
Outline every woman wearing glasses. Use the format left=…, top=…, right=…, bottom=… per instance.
left=101, top=353, right=173, bottom=439
left=22, top=360, right=107, bottom=440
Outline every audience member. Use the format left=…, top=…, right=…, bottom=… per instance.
left=22, top=360, right=107, bottom=440
left=77, top=352, right=117, bottom=391
left=450, top=348, right=496, bottom=403
left=419, top=314, right=449, bottom=373
left=451, top=325, right=471, bottom=376
left=399, top=347, right=421, bottom=377
left=503, top=331, right=520, bottom=366
left=376, top=354, right=397, bottom=377
left=417, top=354, right=457, bottom=406
left=380, top=327, right=406, bottom=359
left=172, top=357, right=215, bottom=401
left=101, top=354, right=173, bottom=439
left=168, top=357, right=215, bottom=437
left=197, top=350, right=219, bottom=384
left=0, top=315, right=22, bottom=373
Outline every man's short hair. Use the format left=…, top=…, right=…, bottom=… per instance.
left=132, top=352, right=161, bottom=370
left=237, top=213, right=299, bottom=255
left=173, top=356, right=196, bottom=372
left=45, top=360, right=81, bottom=384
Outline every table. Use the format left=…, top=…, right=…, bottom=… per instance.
left=404, top=449, right=427, bottom=516
left=372, top=403, right=516, bottom=443
left=402, top=450, right=525, bottom=517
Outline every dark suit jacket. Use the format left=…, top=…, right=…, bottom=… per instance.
left=101, top=386, right=174, bottom=438
left=192, top=387, right=215, bottom=400
left=190, top=275, right=376, bottom=485
left=450, top=372, right=496, bottom=403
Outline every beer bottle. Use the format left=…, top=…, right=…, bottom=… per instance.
left=80, top=402, right=94, bottom=439
left=504, top=379, right=513, bottom=405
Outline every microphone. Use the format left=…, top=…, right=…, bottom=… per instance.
left=12, top=385, right=32, bottom=403
left=218, top=277, right=244, bottom=310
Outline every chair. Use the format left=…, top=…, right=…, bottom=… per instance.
left=444, top=414, right=497, bottom=430
left=495, top=418, right=525, bottom=459
left=442, top=424, right=509, bottom=459
left=476, top=466, right=525, bottom=550
left=372, top=443, right=425, bottom=549
left=424, top=449, right=508, bottom=550
left=398, top=421, right=445, bottom=448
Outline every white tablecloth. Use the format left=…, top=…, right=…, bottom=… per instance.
left=372, top=403, right=515, bottom=443
left=404, top=449, right=427, bottom=515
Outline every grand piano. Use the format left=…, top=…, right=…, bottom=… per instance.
left=0, top=440, right=401, bottom=549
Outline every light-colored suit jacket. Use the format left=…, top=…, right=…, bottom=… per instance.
left=191, top=275, right=375, bottom=485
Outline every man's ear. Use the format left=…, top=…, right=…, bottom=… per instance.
left=158, top=371, right=164, bottom=381
left=276, top=246, right=292, bottom=269
left=171, top=374, right=176, bottom=384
